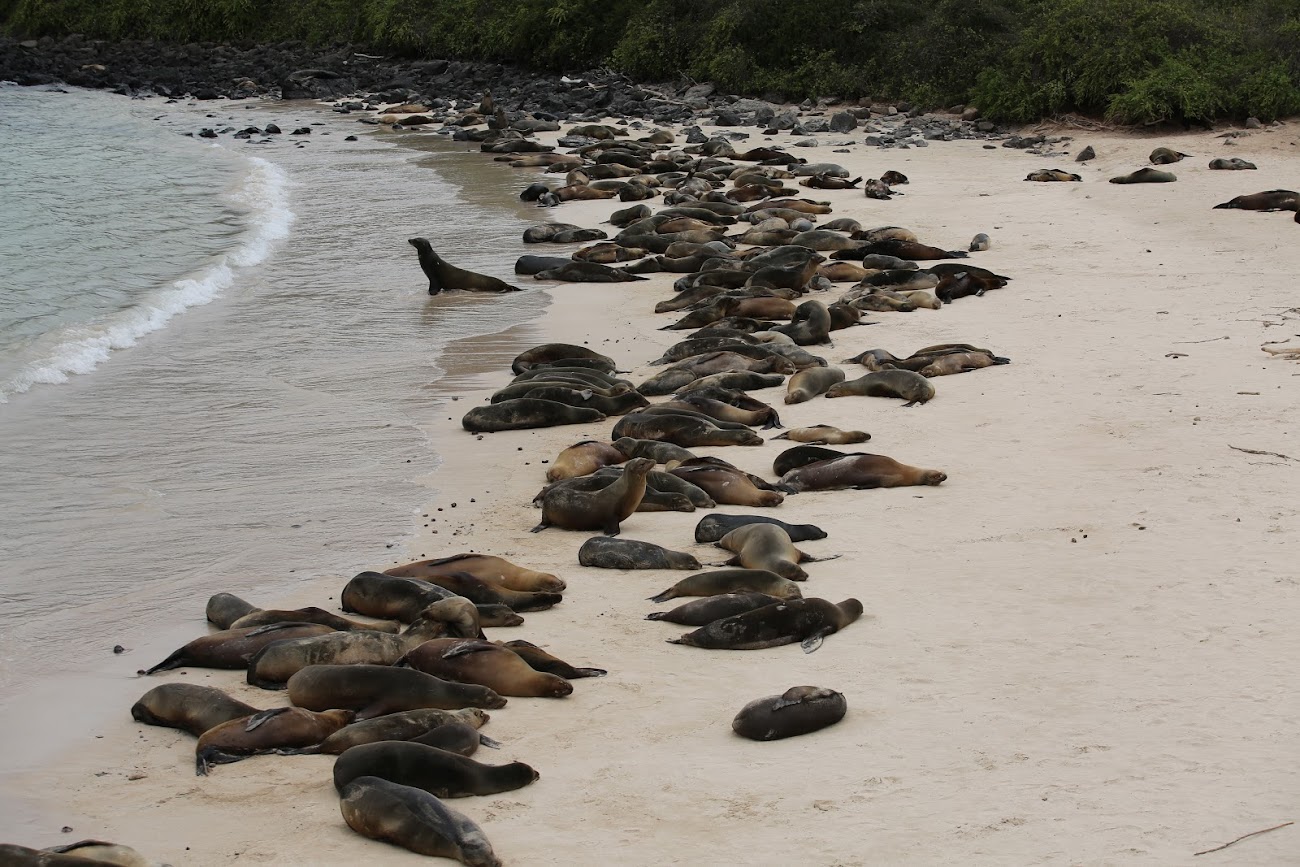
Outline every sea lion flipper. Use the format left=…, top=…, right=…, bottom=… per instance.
left=800, top=631, right=829, bottom=653
left=245, top=707, right=292, bottom=731
left=478, top=734, right=503, bottom=749
left=529, top=521, right=550, bottom=533
left=771, top=432, right=791, bottom=440
left=442, top=641, right=492, bottom=660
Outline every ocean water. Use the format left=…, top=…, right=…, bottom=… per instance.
left=0, top=86, right=548, bottom=808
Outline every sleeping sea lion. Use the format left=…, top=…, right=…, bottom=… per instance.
left=131, top=683, right=261, bottom=737
left=195, top=707, right=355, bottom=774
left=401, top=639, right=573, bottom=698
left=1213, top=189, right=1299, bottom=211
left=334, top=741, right=539, bottom=798
left=462, top=398, right=605, bottom=432
left=645, top=592, right=782, bottom=626
left=825, top=369, right=935, bottom=405
left=669, top=597, right=864, bottom=652
left=385, top=555, right=565, bottom=593
left=281, top=707, right=492, bottom=756
left=578, top=536, right=701, bottom=570
left=772, top=425, right=870, bottom=444
left=1109, top=167, right=1176, bottom=184
left=495, top=639, right=606, bottom=679
left=140, top=622, right=337, bottom=675
left=287, top=664, right=507, bottom=719
left=650, top=569, right=802, bottom=603
left=784, top=366, right=845, bottom=404
left=338, top=776, right=503, bottom=865
left=780, top=454, right=947, bottom=491
left=341, top=572, right=524, bottom=627
left=732, top=686, right=848, bottom=740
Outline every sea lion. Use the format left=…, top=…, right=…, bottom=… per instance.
left=495, top=639, right=606, bottom=679
left=1025, top=169, right=1081, bottom=182
left=675, top=371, right=786, bottom=393
left=1207, top=158, right=1257, bottom=171
left=287, top=664, right=507, bottom=719
left=412, top=571, right=562, bottom=612
left=140, top=622, right=336, bottom=675
left=385, top=554, right=565, bottom=593
left=228, top=607, right=400, bottom=633
left=693, top=514, right=829, bottom=544
left=205, top=592, right=256, bottom=629
left=401, top=639, right=573, bottom=698
left=825, top=370, right=935, bottom=406
left=773, top=445, right=861, bottom=477
left=1109, top=167, right=1176, bottom=184
left=535, top=261, right=648, bottom=282
left=773, top=299, right=832, bottom=346
left=408, top=239, right=521, bottom=294
left=645, top=592, right=782, bottom=626
left=664, top=395, right=780, bottom=429
left=573, top=242, right=646, bottom=263
left=338, top=776, right=503, bottom=865
left=502, top=385, right=647, bottom=416
left=669, top=597, right=864, bottom=652
left=578, top=536, right=701, bottom=570
left=407, top=722, right=490, bottom=756
left=917, top=351, right=1010, bottom=377
left=969, top=233, right=990, bottom=252
left=846, top=239, right=967, bottom=260
left=716, top=523, right=826, bottom=581
left=609, top=203, right=653, bottom=226
left=341, top=573, right=522, bottom=628
left=335, top=742, right=539, bottom=800
left=531, top=456, right=652, bottom=535
left=817, top=262, right=870, bottom=282
left=131, top=683, right=261, bottom=737
left=650, top=569, right=802, bottom=603
left=784, top=366, right=845, bottom=404
left=612, top=436, right=698, bottom=464
left=282, top=708, right=492, bottom=756
left=3, top=841, right=167, bottom=867
left=880, top=170, right=908, bottom=186
left=780, top=454, right=947, bottom=491
left=772, top=425, right=870, bottom=445
left=512, top=343, right=615, bottom=374
left=667, top=464, right=784, bottom=507
left=1213, top=189, right=1300, bottom=211
left=522, top=222, right=582, bottom=243
left=611, top=412, right=764, bottom=447
left=195, top=707, right=355, bottom=774
left=576, top=466, right=714, bottom=510
left=1149, top=147, right=1189, bottom=164
left=461, top=398, right=605, bottom=432
left=732, top=686, right=848, bottom=740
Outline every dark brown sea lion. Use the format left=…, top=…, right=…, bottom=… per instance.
left=511, top=343, right=615, bottom=374
left=772, top=425, right=870, bottom=444
left=205, top=592, right=257, bottom=629
left=610, top=412, right=764, bottom=447
left=531, top=456, right=652, bottom=535
left=338, top=776, right=503, bottom=865
left=408, top=722, right=490, bottom=756
left=650, top=569, right=802, bottom=603
left=1109, top=167, right=1176, bottom=184
left=2, top=841, right=164, bottom=866
left=780, top=454, right=947, bottom=491
left=1207, top=158, right=1257, bottom=171
left=228, top=607, right=399, bottom=633
left=402, top=639, right=573, bottom=698
left=1213, top=189, right=1300, bottom=211
left=408, top=239, right=521, bottom=294
left=645, top=592, right=782, bottom=626
left=195, top=707, right=355, bottom=774
left=412, top=571, right=562, bottom=612
left=848, top=239, right=967, bottom=260
left=773, top=445, right=861, bottom=477
left=462, top=398, right=605, bottom=432
left=535, top=261, right=649, bottom=282
left=282, top=707, right=492, bottom=756
left=1025, top=169, right=1081, bottom=182
left=667, top=464, right=784, bottom=507
left=334, top=741, right=539, bottom=798
left=716, top=523, right=827, bottom=581
left=825, top=369, right=935, bottom=406
left=140, top=622, right=336, bottom=675
left=784, top=366, right=845, bottom=404
left=131, top=683, right=261, bottom=737
left=1149, top=147, right=1189, bottom=164
left=385, top=554, right=565, bottom=593
left=502, top=385, right=647, bottom=416
left=573, top=242, right=646, bottom=263
left=578, top=536, right=701, bottom=570
left=611, top=436, right=699, bottom=464
left=341, top=573, right=522, bottom=628
left=669, top=597, right=864, bottom=652
left=774, top=299, right=832, bottom=345
left=732, top=686, right=848, bottom=740
left=495, top=639, right=606, bottom=679
left=287, top=664, right=507, bottom=719
left=693, top=514, right=828, bottom=544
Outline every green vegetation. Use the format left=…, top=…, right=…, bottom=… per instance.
left=6, top=0, right=1300, bottom=123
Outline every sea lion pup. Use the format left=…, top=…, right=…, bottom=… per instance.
left=670, top=597, right=864, bottom=652
left=781, top=454, right=947, bottom=491
left=401, top=639, right=573, bottom=698
left=1213, top=189, right=1300, bottom=211
left=693, top=514, right=829, bottom=544
left=917, top=350, right=1010, bottom=377
left=850, top=226, right=918, bottom=244
left=532, top=456, right=652, bottom=535
left=969, top=232, right=991, bottom=252
left=206, top=592, right=257, bottom=629
left=461, top=398, right=605, bottom=433
left=131, top=683, right=261, bottom=737
left=1025, top=169, right=1081, bottom=182
left=578, top=536, right=701, bottom=570
left=880, top=170, right=909, bottom=186
left=195, top=707, right=355, bottom=775
left=645, top=592, right=782, bottom=625
left=800, top=173, right=863, bottom=190
left=1109, top=167, right=1177, bottom=184
left=284, top=708, right=493, bottom=756
left=1207, top=157, right=1256, bottom=170
left=6, top=841, right=167, bottom=866
left=611, top=412, right=765, bottom=448
left=246, top=599, right=480, bottom=689
left=386, top=554, right=566, bottom=593
left=334, top=741, right=540, bottom=799
left=826, top=369, right=936, bottom=406
left=650, top=569, right=803, bottom=603
left=522, top=222, right=583, bottom=243
left=407, top=239, right=521, bottom=294
left=773, top=425, right=870, bottom=445
left=773, top=445, right=864, bottom=477
left=612, top=436, right=699, bottom=464
left=784, top=366, right=845, bottom=404
left=338, top=776, right=503, bottom=866
left=789, top=229, right=863, bottom=251
left=1149, top=147, right=1190, bottom=164
left=288, top=664, right=507, bottom=719
left=512, top=343, right=614, bottom=374
left=732, top=686, right=848, bottom=740
left=413, top=571, right=562, bottom=612
left=496, top=639, right=606, bottom=679
left=140, top=622, right=337, bottom=675
left=716, top=523, right=827, bottom=580
left=667, top=464, right=784, bottom=507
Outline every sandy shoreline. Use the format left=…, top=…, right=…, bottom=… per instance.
left=10, top=114, right=1300, bottom=864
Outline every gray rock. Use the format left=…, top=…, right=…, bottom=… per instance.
left=1245, top=116, right=1261, bottom=129
left=829, top=111, right=858, bottom=133
left=1075, top=145, right=1095, bottom=162
left=771, top=109, right=799, bottom=130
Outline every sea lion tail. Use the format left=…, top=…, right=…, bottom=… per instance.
left=771, top=432, right=791, bottom=440
left=991, top=356, right=1011, bottom=365
left=275, top=745, right=322, bottom=756
left=141, top=649, right=187, bottom=675
left=644, top=612, right=668, bottom=621
left=573, top=667, right=608, bottom=678
left=195, top=747, right=238, bottom=776
left=649, top=590, right=675, bottom=603
left=1212, top=202, right=1234, bottom=209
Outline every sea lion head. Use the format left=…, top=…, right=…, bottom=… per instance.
left=921, top=470, right=947, bottom=485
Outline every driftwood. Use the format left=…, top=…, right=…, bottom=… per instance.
left=1228, top=444, right=1298, bottom=462
left=1193, top=821, right=1293, bottom=856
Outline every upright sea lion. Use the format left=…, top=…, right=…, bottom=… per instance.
left=531, top=456, right=652, bottom=535
left=462, top=398, right=605, bottom=432
left=335, top=742, right=538, bottom=800
left=1149, top=147, right=1189, bottom=164
left=784, top=366, right=845, bottom=404
left=408, top=239, right=521, bottom=294
left=385, top=555, right=565, bottom=593
left=131, top=683, right=261, bottom=737
left=1025, top=169, right=1081, bottom=182
left=1213, top=189, right=1299, bottom=211
left=716, top=523, right=827, bottom=581
left=732, top=686, right=848, bottom=740
left=141, top=622, right=336, bottom=675
left=578, top=536, right=701, bottom=570
left=1109, top=168, right=1176, bottom=184
left=195, top=707, right=355, bottom=774
left=401, top=639, right=573, bottom=698
left=650, top=569, right=802, bottom=603
left=825, top=369, right=935, bottom=406
left=287, top=664, right=507, bottom=719
left=773, top=299, right=832, bottom=345
left=338, top=776, right=503, bottom=866
left=645, top=592, right=782, bottom=626
left=780, top=454, right=947, bottom=491
left=496, top=639, right=606, bottom=679
left=282, top=707, right=492, bottom=756
left=772, top=425, right=870, bottom=445
left=669, top=597, right=864, bottom=652
left=693, top=514, right=829, bottom=544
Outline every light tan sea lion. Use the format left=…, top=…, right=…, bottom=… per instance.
left=140, top=622, right=337, bottom=674
left=784, top=366, right=845, bottom=404
left=131, top=683, right=261, bottom=737
left=495, top=639, right=607, bottom=678
left=195, top=707, right=355, bottom=774
left=402, top=639, right=573, bottom=698
left=1025, top=169, right=1081, bottom=182
left=229, top=607, right=400, bottom=633
left=716, top=523, right=826, bottom=581
left=780, top=454, right=947, bottom=491
left=338, top=776, right=503, bottom=865
left=667, top=464, right=784, bottom=507
left=825, top=369, right=935, bottom=405
left=917, top=351, right=1010, bottom=377
left=772, top=425, right=871, bottom=444
left=385, top=554, right=565, bottom=593
left=4, top=841, right=168, bottom=866
left=1149, top=147, right=1189, bottom=164
left=650, top=569, right=803, bottom=603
